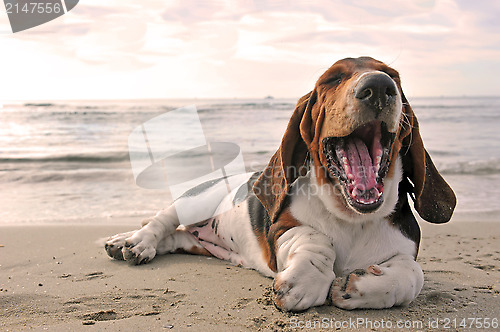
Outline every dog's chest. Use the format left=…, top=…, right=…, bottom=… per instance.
left=328, top=220, right=415, bottom=276
left=289, top=191, right=416, bottom=277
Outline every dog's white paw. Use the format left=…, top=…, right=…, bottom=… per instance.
left=105, top=229, right=157, bottom=265
left=122, top=229, right=158, bottom=265
left=105, top=231, right=135, bottom=261
left=329, top=265, right=392, bottom=309
left=273, top=266, right=334, bottom=312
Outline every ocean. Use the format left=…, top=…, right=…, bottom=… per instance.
left=1, top=97, right=499, bottom=224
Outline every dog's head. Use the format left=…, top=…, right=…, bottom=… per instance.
left=253, top=57, right=456, bottom=223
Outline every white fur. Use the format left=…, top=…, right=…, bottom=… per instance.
left=332, top=255, right=424, bottom=309
left=200, top=198, right=276, bottom=277
left=268, top=156, right=423, bottom=310
left=270, top=156, right=403, bottom=309
left=274, top=225, right=336, bottom=311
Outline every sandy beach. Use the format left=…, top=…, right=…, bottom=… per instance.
left=1, top=221, right=499, bottom=331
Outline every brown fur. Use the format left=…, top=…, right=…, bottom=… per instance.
left=254, top=208, right=302, bottom=272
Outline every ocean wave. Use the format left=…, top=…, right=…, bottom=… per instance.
left=24, top=102, right=58, bottom=107
left=413, top=104, right=496, bottom=109
left=0, top=152, right=130, bottom=164
left=10, top=101, right=297, bottom=120
left=439, top=159, right=500, bottom=175
left=42, top=110, right=160, bottom=117
left=2, top=168, right=131, bottom=184
left=198, top=102, right=294, bottom=112
left=417, top=114, right=500, bottom=123
left=427, top=150, right=460, bottom=157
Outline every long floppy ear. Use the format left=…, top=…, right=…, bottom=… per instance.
left=252, top=91, right=316, bottom=222
left=400, top=95, right=456, bottom=223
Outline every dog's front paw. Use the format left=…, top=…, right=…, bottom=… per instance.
left=105, top=231, right=135, bottom=260
left=122, top=231, right=157, bottom=265
left=105, top=229, right=157, bottom=265
left=273, top=268, right=333, bottom=312
left=329, top=265, right=385, bottom=310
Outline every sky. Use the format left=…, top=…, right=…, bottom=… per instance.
left=1, top=0, right=499, bottom=100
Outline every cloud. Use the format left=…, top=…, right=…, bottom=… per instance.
left=161, top=0, right=245, bottom=25
left=1, top=0, right=499, bottom=98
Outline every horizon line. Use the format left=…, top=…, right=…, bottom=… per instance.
left=3, top=94, right=500, bottom=104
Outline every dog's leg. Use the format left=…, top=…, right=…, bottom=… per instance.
left=106, top=226, right=211, bottom=262
left=156, top=228, right=212, bottom=256
left=329, top=254, right=424, bottom=309
left=105, top=205, right=180, bottom=265
left=106, top=174, right=254, bottom=264
left=272, top=225, right=336, bottom=311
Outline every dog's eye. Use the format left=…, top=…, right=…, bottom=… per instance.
left=323, top=74, right=344, bottom=86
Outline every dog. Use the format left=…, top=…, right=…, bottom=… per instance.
left=105, top=57, right=456, bottom=311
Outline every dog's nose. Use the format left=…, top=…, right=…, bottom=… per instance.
left=355, top=74, right=397, bottom=111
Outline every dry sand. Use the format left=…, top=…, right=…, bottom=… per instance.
left=1, top=221, right=499, bottom=331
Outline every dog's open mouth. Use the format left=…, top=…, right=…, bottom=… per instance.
left=323, top=121, right=396, bottom=213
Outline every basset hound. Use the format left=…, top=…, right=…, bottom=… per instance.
left=105, top=57, right=456, bottom=311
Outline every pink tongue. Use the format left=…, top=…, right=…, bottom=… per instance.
left=345, top=138, right=379, bottom=203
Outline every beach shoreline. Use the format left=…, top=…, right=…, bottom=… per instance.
left=1, top=221, right=499, bottom=331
